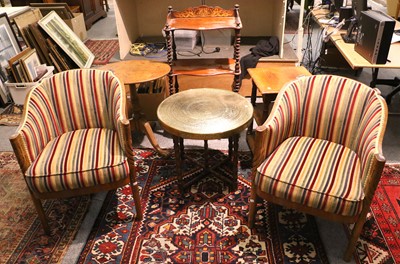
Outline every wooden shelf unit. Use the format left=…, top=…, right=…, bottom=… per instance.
left=163, top=5, right=242, bottom=94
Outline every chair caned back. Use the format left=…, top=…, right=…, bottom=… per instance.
left=17, top=69, right=125, bottom=162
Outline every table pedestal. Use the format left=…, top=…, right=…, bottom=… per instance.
left=99, top=60, right=171, bottom=157
left=157, top=88, right=253, bottom=192
left=128, top=84, right=169, bottom=157
left=173, top=135, right=239, bottom=191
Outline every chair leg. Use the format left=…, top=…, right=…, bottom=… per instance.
left=129, top=167, right=143, bottom=220
left=343, top=214, right=367, bottom=261
left=29, top=192, right=51, bottom=235
left=248, top=184, right=258, bottom=228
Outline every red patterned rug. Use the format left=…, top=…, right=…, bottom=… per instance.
left=77, top=149, right=329, bottom=263
left=85, top=39, right=119, bottom=65
left=350, top=164, right=400, bottom=264
left=0, top=152, right=91, bottom=263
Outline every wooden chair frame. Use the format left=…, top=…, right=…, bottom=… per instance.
left=10, top=69, right=142, bottom=234
left=247, top=75, right=388, bottom=262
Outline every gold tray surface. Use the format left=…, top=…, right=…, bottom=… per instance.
left=157, top=88, right=253, bottom=139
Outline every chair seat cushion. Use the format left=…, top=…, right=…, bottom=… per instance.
left=25, top=128, right=128, bottom=193
left=255, top=136, right=363, bottom=217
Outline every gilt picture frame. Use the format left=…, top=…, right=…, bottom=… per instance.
left=20, top=49, right=41, bottom=82
left=38, top=11, right=94, bottom=68
left=30, top=3, right=74, bottom=20
left=0, top=13, right=22, bottom=81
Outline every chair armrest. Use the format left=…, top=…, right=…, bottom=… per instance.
left=9, top=132, right=32, bottom=174
left=355, top=92, right=387, bottom=191
left=119, top=118, right=135, bottom=163
left=9, top=84, right=60, bottom=166
left=252, top=85, right=300, bottom=168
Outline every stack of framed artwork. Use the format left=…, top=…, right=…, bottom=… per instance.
left=7, top=47, right=41, bottom=83
left=38, top=11, right=94, bottom=69
left=0, top=10, right=94, bottom=106
left=0, top=12, right=22, bottom=105
left=29, top=3, right=75, bottom=20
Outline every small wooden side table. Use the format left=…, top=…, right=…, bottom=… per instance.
left=157, top=88, right=253, bottom=190
left=99, top=60, right=171, bottom=157
left=248, top=66, right=311, bottom=127
left=247, top=66, right=311, bottom=151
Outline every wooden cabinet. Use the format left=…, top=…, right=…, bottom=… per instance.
left=67, top=0, right=106, bottom=29
left=163, top=5, right=242, bottom=94
left=10, top=0, right=106, bottom=29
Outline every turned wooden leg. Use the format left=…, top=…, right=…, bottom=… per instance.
left=204, top=140, right=209, bottom=172
left=141, top=121, right=170, bottom=157
left=129, top=166, right=143, bottom=221
left=232, top=135, right=239, bottom=180
left=173, top=136, right=183, bottom=187
left=29, top=192, right=50, bottom=235
left=344, top=214, right=367, bottom=261
left=129, top=84, right=169, bottom=157
left=248, top=185, right=258, bottom=228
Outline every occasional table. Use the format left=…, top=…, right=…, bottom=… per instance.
left=99, top=60, right=171, bottom=157
left=157, top=88, right=253, bottom=190
left=246, top=66, right=311, bottom=151
left=249, top=66, right=311, bottom=126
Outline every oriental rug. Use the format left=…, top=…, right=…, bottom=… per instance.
left=77, top=149, right=329, bottom=263
left=85, top=39, right=119, bottom=65
left=0, top=152, right=91, bottom=264
left=0, top=104, right=23, bottom=126
left=350, top=164, right=400, bottom=264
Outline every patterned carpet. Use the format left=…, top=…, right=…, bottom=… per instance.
left=84, top=39, right=119, bottom=65
left=77, top=149, right=329, bottom=263
left=1, top=150, right=399, bottom=263
left=350, top=164, right=400, bottom=264
left=0, top=104, right=23, bottom=126
left=0, top=152, right=91, bottom=264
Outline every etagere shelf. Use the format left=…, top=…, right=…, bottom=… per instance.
left=163, top=4, right=242, bottom=94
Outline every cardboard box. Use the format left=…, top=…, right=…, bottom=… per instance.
left=63, top=13, right=87, bottom=41
left=174, top=30, right=198, bottom=51
left=137, top=86, right=166, bottom=121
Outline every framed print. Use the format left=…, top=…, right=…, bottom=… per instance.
left=0, top=78, right=8, bottom=104
left=0, top=13, right=22, bottom=82
left=8, top=47, right=32, bottom=82
left=38, top=11, right=94, bottom=68
left=30, top=3, right=74, bottom=19
left=20, top=49, right=41, bottom=82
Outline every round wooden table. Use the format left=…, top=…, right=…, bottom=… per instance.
left=157, top=88, right=253, bottom=190
left=99, top=60, right=171, bottom=157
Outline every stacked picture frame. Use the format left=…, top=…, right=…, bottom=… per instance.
left=0, top=9, right=94, bottom=106
left=30, top=3, right=74, bottom=20
left=0, top=12, right=22, bottom=105
left=8, top=47, right=42, bottom=83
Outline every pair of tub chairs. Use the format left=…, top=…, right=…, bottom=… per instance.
left=11, top=70, right=387, bottom=262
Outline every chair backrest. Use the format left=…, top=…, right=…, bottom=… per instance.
left=18, top=69, right=124, bottom=162
left=282, top=75, right=384, bottom=147
left=279, top=75, right=387, bottom=184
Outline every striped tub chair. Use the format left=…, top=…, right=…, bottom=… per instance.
left=247, top=75, right=388, bottom=261
left=9, top=69, right=142, bottom=234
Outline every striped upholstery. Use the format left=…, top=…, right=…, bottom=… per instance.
left=256, top=136, right=362, bottom=216
left=25, top=128, right=128, bottom=193
left=255, top=75, right=387, bottom=216
left=16, top=69, right=128, bottom=194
